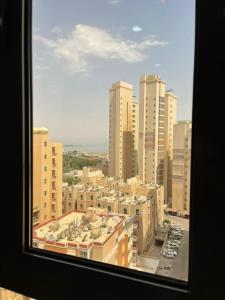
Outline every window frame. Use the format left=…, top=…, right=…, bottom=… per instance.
left=0, top=0, right=224, bottom=299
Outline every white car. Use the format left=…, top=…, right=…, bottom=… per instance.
left=167, top=242, right=179, bottom=247
left=172, top=240, right=181, bottom=244
left=166, top=244, right=178, bottom=250
left=163, top=252, right=175, bottom=258
left=163, top=249, right=177, bottom=256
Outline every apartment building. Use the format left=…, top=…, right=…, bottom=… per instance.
left=33, top=128, right=62, bottom=225
left=76, top=185, right=105, bottom=212
left=118, top=196, right=154, bottom=254
left=0, top=289, right=31, bottom=300
left=33, top=208, right=134, bottom=268
left=80, top=166, right=103, bottom=185
left=109, top=81, right=139, bottom=180
left=172, top=121, right=192, bottom=214
left=138, top=75, right=176, bottom=204
left=97, top=176, right=123, bottom=191
left=62, top=184, right=81, bottom=214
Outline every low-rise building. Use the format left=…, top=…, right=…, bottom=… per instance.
left=33, top=208, right=134, bottom=267
left=77, top=185, right=105, bottom=212
left=80, top=167, right=103, bottom=185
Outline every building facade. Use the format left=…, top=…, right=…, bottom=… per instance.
left=33, top=127, right=63, bottom=225
left=33, top=208, right=134, bottom=268
left=172, top=121, right=192, bottom=214
left=138, top=75, right=176, bottom=204
left=109, top=81, right=138, bottom=180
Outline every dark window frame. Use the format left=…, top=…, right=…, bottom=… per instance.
left=0, top=0, right=224, bottom=299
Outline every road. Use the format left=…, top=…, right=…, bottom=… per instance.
left=156, top=230, right=189, bottom=281
left=166, top=215, right=190, bottom=231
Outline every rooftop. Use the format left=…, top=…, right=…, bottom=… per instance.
left=33, top=209, right=129, bottom=249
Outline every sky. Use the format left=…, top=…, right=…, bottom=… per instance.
left=33, top=0, right=195, bottom=145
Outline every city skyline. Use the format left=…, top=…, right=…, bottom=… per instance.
left=33, top=0, right=195, bottom=144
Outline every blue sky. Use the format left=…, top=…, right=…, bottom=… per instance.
left=33, top=0, right=195, bottom=144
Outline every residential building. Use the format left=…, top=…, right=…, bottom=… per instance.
left=33, top=208, right=134, bottom=268
left=118, top=195, right=153, bottom=254
left=80, top=166, right=104, bottom=185
left=76, top=185, right=105, bottom=212
left=0, top=288, right=31, bottom=300
left=109, top=81, right=138, bottom=180
left=172, top=121, right=192, bottom=214
left=33, top=127, right=62, bottom=225
left=138, top=75, right=176, bottom=204
left=62, top=184, right=81, bottom=214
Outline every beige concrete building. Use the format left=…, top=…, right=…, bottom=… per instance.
left=164, top=91, right=177, bottom=205
left=138, top=75, right=176, bottom=204
left=109, top=81, right=139, bottom=180
left=96, top=191, right=119, bottom=213
left=33, top=127, right=63, bottom=225
left=0, top=288, right=30, bottom=300
left=76, top=185, right=105, bottom=212
left=118, top=196, right=154, bottom=254
left=33, top=208, right=134, bottom=268
left=62, top=184, right=81, bottom=214
left=80, top=166, right=103, bottom=185
left=97, top=176, right=123, bottom=191
left=172, top=121, right=192, bottom=214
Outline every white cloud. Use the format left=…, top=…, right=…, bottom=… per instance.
left=34, top=24, right=167, bottom=75
left=132, top=26, right=143, bottom=32
left=108, top=0, right=120, bottom=5
left=154, top=63, right=161, bottom=67
left=52, top=26, right=63, bottom=34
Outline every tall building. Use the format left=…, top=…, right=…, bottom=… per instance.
left=138, top=75, right=176, bottom=204
left=109, top=81, right=138, bottom=180
left=172, top=121, right=192, bottom=214
left=164, top=91, right=177, bottom=205
left=33, top=127, right=63, bottom=225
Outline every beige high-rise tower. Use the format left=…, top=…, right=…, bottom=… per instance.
left=33, top=127, right=63, bottom=225
left=164, top=91, right=177, bottom=205
left=172, top=121, right=192, bottom=214
left=138, top=75, right=176, bottom=204
left=109, top=81, right=138, bottom=180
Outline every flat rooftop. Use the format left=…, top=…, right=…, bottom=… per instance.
left=33, top=210, right=127, bottom=249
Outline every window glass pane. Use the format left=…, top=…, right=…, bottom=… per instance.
left=32, top=0, right=195, bottom=281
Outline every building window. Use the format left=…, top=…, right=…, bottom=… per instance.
left=80, top=195, right=83, bottom=200
left=136, top=209, right=140, bottom=216
left=124, top=208, right=127, bottom=214
left=98, top=203, right=101, bottom=208
left=108, top=206, right=111, bottom=212
left=80, top=204, right=83, bottom=210
left=90, top=195, right=93, bottom=200
left=44, top=141, right=47, bottom=147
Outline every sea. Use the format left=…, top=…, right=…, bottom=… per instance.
left=63, top=144, right=108, bottom=154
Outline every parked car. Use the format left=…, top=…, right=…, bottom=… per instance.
left=172, top=239, right=181, bottom=244
left=169, top=234, right=182, bottom=240
left=166, top=244, right=179, bottom=249
left=167, top=242, right=179, bottom=247
left=163, top=252, right=175, bottom=258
